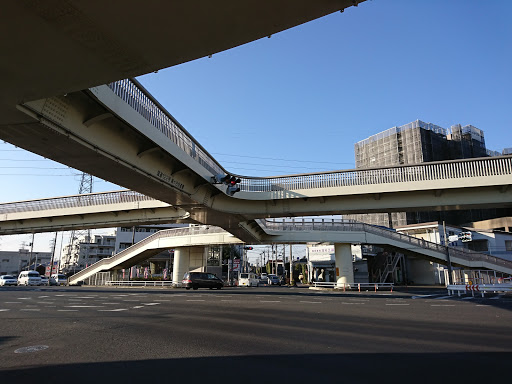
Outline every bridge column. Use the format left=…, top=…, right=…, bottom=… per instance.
left=335, top=243, right=354, bottom=288
left=172, top=247, right=190, bottom=284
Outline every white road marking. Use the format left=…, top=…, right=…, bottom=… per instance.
left=143, top=303, right=161, bottom=306
left=98, top=308, right=128, bottom=312
left=5, top=302, right=21, bottom=304
left=17, top=298, right=31, bottom=300
left=433, top=296, right=452, bottom=300
left=66, top=305, right=104, bottom=308
left=461, top=297, right=474, bottom=300
left=58, top=310, right=78, bottom=312
left=101, top=302, right=121, bottom=305
left=342, top=302, right=365, bottom=305
left=385, top=303, right=410, bottom=306
left=412, top=295, right=437, bottom=299
left=20, top=309, right=40, bottom=311
left=300, top=301, right=322, bottom=304
left=431, top=304, right=455, bottom=307
left=0, top=309, right=11, bottom=311
left=186, top=300, right=205, bottom=302
left=132, top=306, right=144, bottom=309
left=260, top=300, right=281, bottom=303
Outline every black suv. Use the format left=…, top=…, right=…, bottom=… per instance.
left=182, top=272, right=224, bottom=290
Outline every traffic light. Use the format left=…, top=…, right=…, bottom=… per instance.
left=212, top=173, right=241, bottom=196
left=458, top=231, right=472, bottom=242
left=244, top=246, right=253, bottom=250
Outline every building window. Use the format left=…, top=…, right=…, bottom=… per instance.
left=506, top=241, right=512, bottom=252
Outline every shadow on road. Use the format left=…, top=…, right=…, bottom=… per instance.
left=2, top=352, right=511, bottom=383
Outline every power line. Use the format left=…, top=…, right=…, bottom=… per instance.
left=213, top=152, right=354, bottom=165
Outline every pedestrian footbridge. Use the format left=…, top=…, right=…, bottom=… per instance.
left=68, top=220, right=512, bottom=286
left=0, top=78, right=510, bottom=241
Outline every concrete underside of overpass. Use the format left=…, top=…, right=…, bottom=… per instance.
left=0, top=1, right=364, bottom=126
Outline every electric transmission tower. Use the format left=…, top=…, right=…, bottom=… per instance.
left=63, top=173, right=93, bottom=272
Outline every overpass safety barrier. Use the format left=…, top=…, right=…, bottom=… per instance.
left=103, top=79, right=512, bottom=194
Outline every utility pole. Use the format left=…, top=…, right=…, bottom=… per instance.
left=49, top=232, right=58, bottom=277
left=442, top=221, right=453, bottom=284
left=29, top=233, right=35, bottom=270
left=289, top=244, right=294, bottom=286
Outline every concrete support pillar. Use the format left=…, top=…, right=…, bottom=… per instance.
left=172, top=247, right=190, bottom=284
left=335, top=243, right=354, bottom=287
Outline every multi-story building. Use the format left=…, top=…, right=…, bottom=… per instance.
left=348, top=120, right=510, bottom=228
left=0, top=249, right=52, bottom=275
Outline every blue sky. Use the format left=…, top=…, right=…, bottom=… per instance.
left=1, top=0, right=511, bottom=252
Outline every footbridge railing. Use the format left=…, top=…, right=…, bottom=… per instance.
left=258, top=219, right=512, bottom=272
left=69, top=225, right=225, bottom=283
left=0, top=190, right=153, bottom=214
left=103, top=78, right=512, bottom=194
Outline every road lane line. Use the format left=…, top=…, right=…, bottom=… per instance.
left=300, top=301, right=322, bottom=304
left=98, top=308, right=128, bottom=312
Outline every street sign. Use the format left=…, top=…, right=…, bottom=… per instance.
left=233, top=259, right=240, bottom=272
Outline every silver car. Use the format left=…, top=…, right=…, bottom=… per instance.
left=267, top=274, right=281, bottom=286
left=0, top=275, right=18, bottom=286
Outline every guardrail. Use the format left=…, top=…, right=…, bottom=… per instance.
left=104, top=78, right=512, bottom=193
left=106, top=280, right=176, bottom=287
left=311, top=281, right=394, bottom=292
left=447, top=283, right=512, bottom=298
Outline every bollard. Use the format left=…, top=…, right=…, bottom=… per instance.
left=358, top=283, right=361, bottom=292
left=374, top=284, right=377, bottom=292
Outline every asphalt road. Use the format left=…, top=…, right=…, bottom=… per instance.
left=1, top=285, right=511, bottom=383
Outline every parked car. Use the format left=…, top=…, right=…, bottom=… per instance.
left=39, top=275, right=49, bottom=286
left=182, top=272, right=224, bottom=290
left=18, top=271, right=42, bottom=286
left=0, top=275, right=18, bottom=286
left=50, top=274, right=68, bottom=286
left=267, top=274, right=281, bottom=286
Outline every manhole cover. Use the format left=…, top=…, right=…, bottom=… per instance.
left=14, top=345, right=49, bottom=354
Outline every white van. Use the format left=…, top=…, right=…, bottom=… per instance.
left=50, top=274, right=68, bottom=286
left=18, top=271, right=42, bottom=286
left=238, top=272, right=259, bottom=287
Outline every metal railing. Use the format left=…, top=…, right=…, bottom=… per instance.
left=447, top=283, right=512, bottom=297
left=102, top=78, right=512, bottom=193
left=311, top=281, right=394, bottom=291
left=70, top=226, right=225, bottom=283
left=258, top=218, right=512, bottom=271
left=0, top=190, right=154, bottom=214
left=106, top=280, right=176, bottom=287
